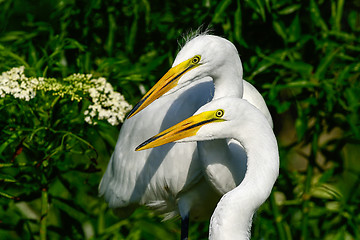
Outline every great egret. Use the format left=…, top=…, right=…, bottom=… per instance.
left=136, top=97, right=279, bottom=239
left=99, top=34, right=273, bottom=239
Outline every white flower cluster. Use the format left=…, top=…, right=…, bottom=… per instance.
left=0, top=66, right=132, bottom=126
left=0, top=66, right=40, bottom=101
left=84, top=77, right=132, bottom=126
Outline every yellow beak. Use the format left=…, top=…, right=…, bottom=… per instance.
left=127, top=57, right=200, bottom=119
left=135, top=110, right=224, bottom=151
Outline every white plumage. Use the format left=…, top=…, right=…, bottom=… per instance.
left=136, top=97, right=279, bottom=239
left=99, top=34, right=273, bottom=238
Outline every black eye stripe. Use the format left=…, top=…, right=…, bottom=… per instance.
left=160, top=65, right=194, bottom=90
left=180, top=119, right=217, bottom=132
left=127, top=90, right=155, bottom=117
left=135, top=131, right=167, bottom=151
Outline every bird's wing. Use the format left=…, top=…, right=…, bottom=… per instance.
left=99, top=78, right=214, bottom=213
left=243, top=80, right=273, bottom=128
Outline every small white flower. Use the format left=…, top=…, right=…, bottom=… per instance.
left=107, top=116, right=118, bottom=126
left=1, top=66, right=132, bottom=125
left=89, top=109, right=97, bottom=118
left=84, top=116, right=92, bottom=124
left=139, top=84, right=146, bottom=95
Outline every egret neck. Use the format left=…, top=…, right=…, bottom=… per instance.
left=209, top=114, right=279, bottom=240
left=210, top=54, right=243, bottom=100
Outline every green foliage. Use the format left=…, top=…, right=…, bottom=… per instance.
left=1, top=0, right=359, bottom=239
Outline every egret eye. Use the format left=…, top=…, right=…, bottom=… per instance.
left=192, top=55, right=201, bottom=64
left=215, top=109, right=224, bottom=118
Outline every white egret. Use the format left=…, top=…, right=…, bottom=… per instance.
left=136, top=97, right=279, bottom=239
left=99, top=34, right=273, bottom=239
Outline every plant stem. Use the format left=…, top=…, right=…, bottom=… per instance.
left=270, top=192, right=288, bottom=240
left=97, top=203, right=106, bottom=235
left=335, top=0, right=345, bottom=31
left=301, top=124, right=319, bottom=240
left=40, top=188, right=48, bottom=240
left=300, top=163, right=313, bottom=240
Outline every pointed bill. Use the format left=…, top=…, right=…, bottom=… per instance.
left=127, top=56, right=201, bottom=119
left=135, top=110, right=225, bottom=151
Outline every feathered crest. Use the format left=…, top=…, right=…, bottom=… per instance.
left=177, top=25, right=213, bottom=50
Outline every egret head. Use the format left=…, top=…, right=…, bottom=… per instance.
left=127, top=35, right=243, bottom=118
left=135, top=97, right=248, bottom=151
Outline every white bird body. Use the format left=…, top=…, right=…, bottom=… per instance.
left=99, top=34, right=274, bottom=235
left=136, top=97, right=279, bottom=239
left=100, top=77, right=218, bottom=220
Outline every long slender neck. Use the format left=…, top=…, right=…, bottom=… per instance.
left=209, top=114, right=279, bottom=240
left=212, top=58, right=243, bottom=100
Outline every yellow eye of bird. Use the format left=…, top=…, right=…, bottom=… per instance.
left=215, top=109, right=224, bottom=118
left=192, top=55, right=201, bottom=64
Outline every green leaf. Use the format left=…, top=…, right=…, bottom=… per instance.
left=259, top=52, right=313, bottom=76
left=333, top=0, right=345, bottom=31
left=0, top=132, right=21, bottom=155
left=272, top=20, right=287, bottom=41
left=0, top=191, right=16, bottom=199
left=52, top=197, right=90, bottom=222
left=295, top=115, right=307, bottom=140
left=0, top=175, right=16, bottom=182
left=287, top=14, right=301, bottom=42
left=310, top=0, right=328, bottom=31
left=314, top=48, right=341, bottom=80
left=277, top=4, right=301, bottom=15
left=233, top=0, right=248, bottom=47
left=245, top=0, right=267, bottom=21
left=248, top=60, right=274, bottom=79
left=318, top=168, right=335, bottom=184
left=348, top=10, right=360, bottom=31
left=212, top=0, right=232, bottom=23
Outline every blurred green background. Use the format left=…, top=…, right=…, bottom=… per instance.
left=1, top=0, right=360, bottom=239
